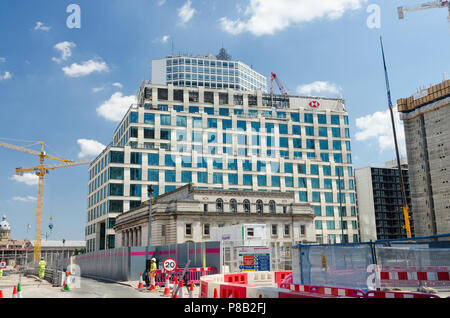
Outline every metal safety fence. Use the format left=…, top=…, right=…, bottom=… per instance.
left=293, top=233, right=450, bottom=291
left=153, top=267, right=218, bottom=286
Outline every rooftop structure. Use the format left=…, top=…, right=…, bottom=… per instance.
left=151, top=49, right=268, bottom=93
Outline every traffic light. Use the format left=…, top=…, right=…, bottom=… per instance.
left=148, top=185, right=154, bottom=197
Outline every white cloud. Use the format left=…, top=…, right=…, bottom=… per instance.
left=52, top=41, right=76, bottom=64
left=0, top=57, right=5, bottom=63
left=34, top=21, right=51, bottom=32
left=219, top=0, right=365, bottom=36
left=161, top=35, right=170, bottom=43
left=355, top=107, right=406, bottom=154
left=62, top=60, right=109, bottom=77
left=10, top=173, right=39, bottom=186
left=296, top=81, right=342, bottom=96
left=12, top=196, right=37, bottom=202
left=92, top=82, right=123, bottom=93
left=0, top=71, right=12, bottom=80
left=157, top=0, right=166, bottom=6
left=96, top=92, right=136, bottom=121
left=92, top=86, right=105, bottom=93
left=178, top=0, right=196, bottom=25
left=77, top=139, right=106, bottom=159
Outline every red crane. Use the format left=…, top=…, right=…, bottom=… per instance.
left=270, top=72, right=289, bottom=96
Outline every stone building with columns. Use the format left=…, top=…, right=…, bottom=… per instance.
left=114, top=183, right=316, bottom=249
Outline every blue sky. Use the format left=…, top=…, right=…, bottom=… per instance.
left=0, top=0, right=449, bottom=240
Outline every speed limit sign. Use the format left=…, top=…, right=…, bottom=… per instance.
left=0, top=261, right=6, bottom=269
left=163, top=258, right=177, bottom=272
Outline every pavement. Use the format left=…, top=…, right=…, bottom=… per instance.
left=0, top=274, right=200, bottom=298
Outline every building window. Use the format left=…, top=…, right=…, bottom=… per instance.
left=284, top=225, right=290, bottom=236
left=243, top=200, right=250, bottom=213
left=256, top=200, right=264, bottom=213
left=203, top=204, right=208, bottom=212
left=300, top=225, right=306, bottom=236
left=271, top=225, right=278, bottom=236
left=230, top=199, right=237, bottom=213
left=203, top=224, right=210, bottom=236
left=216, top=199, right=224, bottom=212
left=185, top=224, right=192, bottom=236
left=269, top=200, right=276, bottom=214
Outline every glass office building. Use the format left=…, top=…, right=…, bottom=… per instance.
left=151, top=50, right=268, bottom=93
left=86, top=83, right=358, bottom=251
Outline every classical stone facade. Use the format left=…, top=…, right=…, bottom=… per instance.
left=114, top=183, right=315, bottom=248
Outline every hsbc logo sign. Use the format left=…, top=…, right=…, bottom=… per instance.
left=309, top=101, right=320, bottom=108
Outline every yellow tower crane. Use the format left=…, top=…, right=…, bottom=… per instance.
left=0, top=141, right=91, bottom=261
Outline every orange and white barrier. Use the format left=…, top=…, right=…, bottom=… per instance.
left=138, top=272, right=144, bottom=290
left=163, top=275, right=171, bottom=296
left=178, top=280, right=184, bottom=298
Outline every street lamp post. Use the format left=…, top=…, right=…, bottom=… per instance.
left=146, top=185, right=154, bottom=263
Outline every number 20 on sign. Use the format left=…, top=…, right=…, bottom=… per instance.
left=163, top=258, right=177, bottom=272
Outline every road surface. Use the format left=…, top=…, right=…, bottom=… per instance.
left=0, top=273, right=199, bottom=298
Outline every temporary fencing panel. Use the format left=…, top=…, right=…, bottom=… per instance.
left=375, top=245, right=450, bottom=289
left=295, top=243, right=375, bottom=290
left=75, top=241, right=221, bottom=283
left=75, top=247, right=129, bottom=281
left=293, top=234, right=450, bottom=291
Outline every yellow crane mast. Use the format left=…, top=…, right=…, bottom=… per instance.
left=0, top=141, right=91, bottom=261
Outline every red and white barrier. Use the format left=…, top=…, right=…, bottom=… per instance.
left=365, top=290, right=440, bottom=299
left=200, top=270, right=445, bottom=298
left=380, top=269, right=450, bottom=288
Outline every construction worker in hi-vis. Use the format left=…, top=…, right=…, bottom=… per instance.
left=38, top=257, right=46, bottom=279
left=0, top=268, right=3, bottom=278
left=149, top=258, right=157, bottom=288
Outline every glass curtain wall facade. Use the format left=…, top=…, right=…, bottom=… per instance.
left=86, top=84, right=358, bottom=251
left=152, top=55, right=267, bottom=92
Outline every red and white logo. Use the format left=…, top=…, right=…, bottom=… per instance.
left=309, top=101, right=320, bottom=108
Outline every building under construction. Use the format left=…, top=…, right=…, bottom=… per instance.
left=397, top=79, right=450, bottom=237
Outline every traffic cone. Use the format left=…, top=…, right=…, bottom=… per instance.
left=188, top=283, right=194, bottom=298
left=172, top=276, right=178, bottom=297
left=178, top=280, right=184, bottom=298
left=17, top=283, right=22, bottom=298
left=64, top=272, right=70, bottom=291
left=149, top=275, right=156, bottom=292
left=12, top=285, right=17, bottom=298
left=138, top=272, right=144, bottom=290
left=213, top=288, right=218, bottom=298
left=163, top=275, right=171, bottom=296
